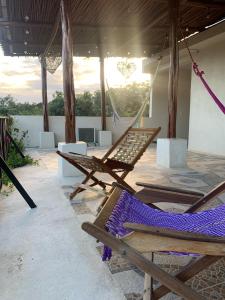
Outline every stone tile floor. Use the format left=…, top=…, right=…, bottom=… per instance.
left=34, top=145, right=225, bottom=300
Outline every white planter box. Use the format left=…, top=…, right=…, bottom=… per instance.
left=39, top=132, right=55, bottom=149
left=157, top=138, right=187, bottom=168
left=58, top=142, right=87, bottom=177
left=99, top=130, right=112, bottom=147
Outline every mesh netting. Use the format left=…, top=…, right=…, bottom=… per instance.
left=39, top=53, right=62, bottom=74
left=38, top=13, right=62, bottom=74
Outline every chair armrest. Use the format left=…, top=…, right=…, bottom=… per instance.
left=124, top=223, right=225, bottom=243
left=135, top=188, right=203, bottom=205
left=136, top=182, right=204, bottom=197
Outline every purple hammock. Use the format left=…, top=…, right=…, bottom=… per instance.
left=102, top=190, right=225, bottom=261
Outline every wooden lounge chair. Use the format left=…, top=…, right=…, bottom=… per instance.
left=57, top=126, right=161, bottom=200
left=82, top=180, right=225, bottom=300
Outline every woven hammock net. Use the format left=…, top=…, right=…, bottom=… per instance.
left=39, top=47, right=62, bottom=74
left=39, top=54, right=62, bottom=74
left=38, top=21, right=62, bottom=75
left=106, top=56, right=162, bottom=128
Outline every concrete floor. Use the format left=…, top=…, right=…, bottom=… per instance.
left=0, top=150, right=125, bottom=300
left=0, top=146, right=225, bottom=300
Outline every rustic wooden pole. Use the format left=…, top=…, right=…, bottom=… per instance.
left=41, top=57, right=49, bottom=132
left=99, top=50, right=106, bottom=131
left=61, top=0, right=76, bottom=143
left=167, top=0, right=179, bottom=138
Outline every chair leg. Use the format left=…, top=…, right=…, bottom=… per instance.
left=82, top=222, right=204, bottom=300
left=69, top=171, right=95, bottom=199
left=144, top=253, right=154, bottom=300
left=153, top=255, right=221, bottom=299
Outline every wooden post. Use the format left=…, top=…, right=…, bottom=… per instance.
left=61, top=0, right=76, bottom=143
left=41, top=57, right=49, bottom=132
left=99, top=51, right=106, bottom=131
left=167, top=0, right=179, bottom=138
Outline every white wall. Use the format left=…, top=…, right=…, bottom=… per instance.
left=149, top=65, right=192, bottom=138
left=13, top=116, right=102, bottom=147
left=188, top=34, right=225, bottom=156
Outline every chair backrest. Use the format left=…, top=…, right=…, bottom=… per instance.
left=109, top=127, right=161, bottom=166
left=186, top=180, right=225, bottom=213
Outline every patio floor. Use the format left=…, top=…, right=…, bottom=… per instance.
left=0, top=145, right=225, bottom=300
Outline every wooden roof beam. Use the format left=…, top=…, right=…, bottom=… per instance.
left=0, top=21, right=138, bottom=30
left=155, top=0, right=225, bottom=8
left=0, top=20, right=52, bottom=28
left=2, top=40, right=161, bottom=49
left=0, top=21, right=167, bottom=32
left=187, top=0, right=225, bottom=9
left=0, top=20, right=198, bottom=32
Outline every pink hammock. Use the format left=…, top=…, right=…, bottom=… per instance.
left=193, top=62, right=225, bottom=115
left=180, top=26, right=225, bottom=115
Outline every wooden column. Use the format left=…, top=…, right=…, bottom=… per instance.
left=99, top=51, right=106, bottom=131
left=61, top=0, right=76, bottom=143
left=167, top=0, right=179, bottom=138
left=41, top=58, right=49, bottom=132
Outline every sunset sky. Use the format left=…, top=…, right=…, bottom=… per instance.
left=0, top=48, right=150, bottom=103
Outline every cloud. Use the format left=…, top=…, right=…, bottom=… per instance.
left=0, top=50, right=149, bottom=103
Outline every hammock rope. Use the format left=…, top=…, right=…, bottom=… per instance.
left=106, top=36, right=167, bottom=127
left=130, top=56, right=162, bottom=128
left=106, top=56, right=162, bottom=128
left=180, top=27, right=225, bottom=115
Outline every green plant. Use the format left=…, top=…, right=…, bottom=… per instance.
left=2, top=120, right=38, bottom=187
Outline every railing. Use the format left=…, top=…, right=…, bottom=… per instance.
left=0, top=117, right=10, bottom=189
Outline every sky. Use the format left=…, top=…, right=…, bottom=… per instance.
left=0, top=48, right=150, bottom=103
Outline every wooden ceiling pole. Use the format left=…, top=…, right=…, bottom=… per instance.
left=39, top=13, right=60, bottom=133
left=167, top=0, right=179, bottom=138
left=60, top=0, right=76, bottom=143
left=41, top=57, right=49, bottom=132
left=99, top=46, right=106, bottom=131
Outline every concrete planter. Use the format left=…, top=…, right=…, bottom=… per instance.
left=58, top=141, right=87, bottom=177
left=157, top=138, right=187, bottom=168
left=98, top=130, right=112, bottom=147
left=39, top=132, right=55, bottom=149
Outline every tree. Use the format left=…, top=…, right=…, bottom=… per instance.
left=0, top=82, right=150, bottom=117
left=49, top=91, right=64, bottom=116
left=0, top=95, right=42, bottom=116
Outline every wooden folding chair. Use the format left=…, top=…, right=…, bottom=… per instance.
left=82, top=180, right=225, bottom=300
left=57, top=126, right=161, bottom=200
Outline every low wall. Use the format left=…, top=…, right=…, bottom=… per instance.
left=13, top=116, right=102, bottom=147
left=13, top=111, right=190, bottom=148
